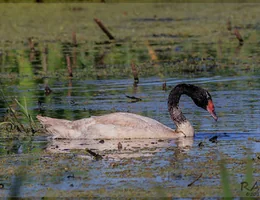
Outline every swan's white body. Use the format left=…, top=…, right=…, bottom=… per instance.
left=37, top=112, right=194, bottom=139
left=37, top=84, right=217, bottom=140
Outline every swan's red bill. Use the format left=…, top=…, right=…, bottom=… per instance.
left=207, top=100, right=218, bottom=121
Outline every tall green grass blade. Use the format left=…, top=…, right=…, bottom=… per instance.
left=245, top=157, right=253, bottom=185
left=14, top=98, right=27, bottom=117
left=22, top=97, right=34, bottom=125
left=240, top=156, right=254, bottom=198
left=14, top=97, right=35, bottom=134
left=23, top=96, right=28, bottom=117
left=219, top=159, right=233, bottom=198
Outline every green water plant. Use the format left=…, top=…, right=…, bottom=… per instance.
left=0, top=89, right=26, bottom=134
left=220, top=155, right=256, bottom=199
left=240, top=156, right=255, bottom=199
left=0, top=90, right=37, bottom=137
left=14, top=97, right=36, bottom=134
left=219, top=159, right=233, bottom=198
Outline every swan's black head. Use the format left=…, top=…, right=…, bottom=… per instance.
left=168, top=84, right=218, bottom=121
left=186, top=84, right=218, bottom=121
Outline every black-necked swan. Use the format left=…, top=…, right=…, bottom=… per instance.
left=37, top=84, right=217, bottom=139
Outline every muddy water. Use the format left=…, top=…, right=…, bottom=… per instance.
left=0, top=3, right=260, bottom=198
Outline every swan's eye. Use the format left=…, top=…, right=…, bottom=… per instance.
left=205, top=91, right=211, bottom=100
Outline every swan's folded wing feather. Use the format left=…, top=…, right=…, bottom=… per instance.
left=92, top=112, right=165, bottom=128
left=76, top=112, right=177, bottom=139
left=37, top=115, right=96, bottom=139
left=37, top=113, right=179, bottom=139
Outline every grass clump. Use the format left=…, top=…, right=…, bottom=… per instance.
left=0, top=90, right=39, bottom=138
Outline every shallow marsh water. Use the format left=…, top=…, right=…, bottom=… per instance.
left=0, top=3, right=260, bottom=198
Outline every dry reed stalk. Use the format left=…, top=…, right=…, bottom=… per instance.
left=72, top=48, right=77, bottom=68
left=227, top=19, right=232, bottom=31
left=72, top=32, right=77, bottom=47
left=162, top=81, right=166, bottom=90
left=66, top=54, right=73, bottom=77
left=131, top=61, right=139, bottom=84
left=94, top=18, right=115, bottom=40
left=233, top=28, right=244, bottom=45
left=145, top=40, right=158, bottom=62
left=28, top=37, right=35, bottom=51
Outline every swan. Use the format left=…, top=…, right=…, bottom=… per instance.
left=37, top=83, right=217, bottom=139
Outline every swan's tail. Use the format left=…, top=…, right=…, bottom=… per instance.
left=37, top=115, right=71, bottom=128
left=37, top=115, right=95, bottom=139
left=37, top=115, right=76, bottom=138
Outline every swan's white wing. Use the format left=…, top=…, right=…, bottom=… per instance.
left=37, top=112, right=181, bottom=139
left=74, top=112, right=178, bottom=139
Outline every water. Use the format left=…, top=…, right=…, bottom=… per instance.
left=1, top=75, right=260, bottom=198
left=1, top=3, right=260, bottom=198
left=3, top=75, right=259, bottom=133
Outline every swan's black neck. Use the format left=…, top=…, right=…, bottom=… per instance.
left=168, top=84, right=199, bottom=126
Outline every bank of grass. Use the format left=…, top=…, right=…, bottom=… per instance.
left=0, top=0, right=257, bottom=3
left=0, top=3, right=259, bottom=43
left=0, top=3, right=259, bottom=78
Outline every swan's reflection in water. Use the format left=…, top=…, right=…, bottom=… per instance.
left=47, top=136, right=194, bottom=160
